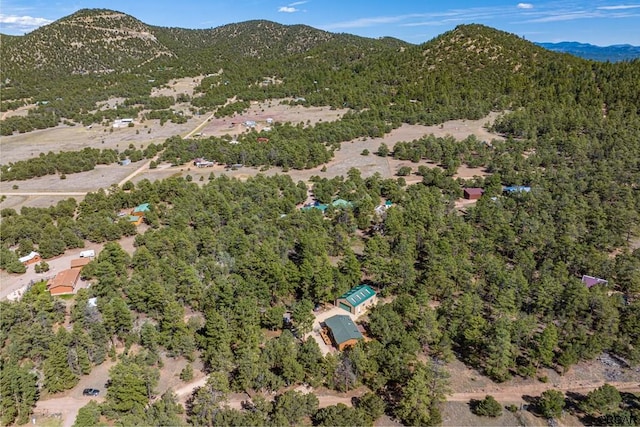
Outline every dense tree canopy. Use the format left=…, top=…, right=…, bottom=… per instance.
left=2, top=14, right=640, bottom=426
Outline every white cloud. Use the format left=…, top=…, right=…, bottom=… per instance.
left=522, top=11, right=601, bottom=23
left=0, top=13, right=53, bottom=34
left=323, top=15, right=410, bottom=29
left=0, top=13, right=53, bottom=27
left=597, top=4, right=640, bottom=9
left=289, top=1, right=308, bottom=6
left=517, top=3, right=534, bottom=9
left=278, top=6, right=298, bottom=13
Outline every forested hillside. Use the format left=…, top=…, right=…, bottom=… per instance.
left=2, top=8, right=640, bottom=427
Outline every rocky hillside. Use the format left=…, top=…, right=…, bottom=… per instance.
left=1, top=9, right=408, bottom=78
left=2, top=9, right=174, bottom=75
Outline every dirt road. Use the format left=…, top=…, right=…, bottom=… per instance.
left=117, top=157, right=157, bottom=186
left=34, top=359, right=113, bottom=427
left=448, top=380, right=640, bottom=403
left=0, top=192, right=87, bottom=196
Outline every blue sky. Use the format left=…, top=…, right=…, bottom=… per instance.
left=1, top=0, right=639, bottom=45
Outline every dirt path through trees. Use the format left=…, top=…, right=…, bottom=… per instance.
left=448, top=380, right=640, bottom=403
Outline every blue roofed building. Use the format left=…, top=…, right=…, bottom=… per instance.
left=336, top=284, right=377, bottom=316
left=503, top=186, right=531, bottom=193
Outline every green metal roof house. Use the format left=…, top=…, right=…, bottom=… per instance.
left=331, top=199, right=353, bottom=208
left=324, top=314, right=363, bottom=351
left=336, top=284, right=377, bottom=315
left=133, top=203, right=150, bottom=215
left=300, top=203, right=328, bottom=213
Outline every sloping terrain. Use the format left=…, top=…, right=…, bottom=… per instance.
left=2, top=9, right=174, bottom=76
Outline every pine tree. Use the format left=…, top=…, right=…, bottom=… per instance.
left=0, top=361, right=38, bottom=425
left=43, top=331, right=79, bottom=393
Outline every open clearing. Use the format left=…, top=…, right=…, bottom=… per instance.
left=1, top=99, right=502, bottom=210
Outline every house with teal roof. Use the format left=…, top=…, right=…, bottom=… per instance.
left=133, top=203, right=150, bottom=216
left=336, top=284, right=377, bottom=315
left=300, top=199, right=353, bottom=213
left=324, top=315, right=363, bottom=351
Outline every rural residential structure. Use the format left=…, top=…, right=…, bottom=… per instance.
left=18, top=251, right=41, bottom=266
left=128, top=215, right=143, bottom=226
left=463, top=188, right=484, bottom=200
left=336, top=284, right=377, bottom=316
left=47, top=268, right=81, bottom=296
left=323, top=314, right=364, bottom=351
left=132, top=203, right=150, bottom=216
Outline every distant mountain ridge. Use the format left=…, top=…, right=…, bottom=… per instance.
left=0, top=9, right=409, bottom=77
left=536, top=41, right=640, bottom=62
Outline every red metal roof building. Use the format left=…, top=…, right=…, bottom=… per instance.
left=463, top=188, right=484, bottom=200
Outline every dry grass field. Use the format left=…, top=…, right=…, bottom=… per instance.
left=1, top=94, right=503, bottom=211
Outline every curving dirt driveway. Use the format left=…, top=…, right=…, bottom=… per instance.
left=34, top=359, right=114, bottom=427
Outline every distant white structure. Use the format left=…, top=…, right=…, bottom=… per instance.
left=80, top=250, right=95, bottom=258
left=196, top=160, right=215, bottom=168
left=243, top=120, right=257, bottom=128
left=266, top=118, right=273, bottom=124
left=113, top=118, right=133, bottom=128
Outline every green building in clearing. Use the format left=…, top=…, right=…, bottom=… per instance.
left=336, top=284, right=377, bottom=316
left=324, top=314, right=363, bottom=351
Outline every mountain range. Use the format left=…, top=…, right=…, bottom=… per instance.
left=1, top=8, right=639, bottom=138
left=4, top=8, right=638, bottom=80
left=536, top=41, right=640, bottom=62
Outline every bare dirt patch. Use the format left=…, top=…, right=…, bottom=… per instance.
left=444, top=355, right=640, bottom=426
left=198, top=100, right=349, bottom=138
left=1, top=102, right=37, bottom=120
left=0, top=117, right=191, bottom=165
left=1, top=107, right=505, bottom=211
left=150, top=76, right=205, bottom=98
left=134, top=114, right=501, bottom=187
left=442, top=401, right=540, bottom=427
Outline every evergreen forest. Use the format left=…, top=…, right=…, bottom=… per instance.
left=1, top=8, right=640, bottom=426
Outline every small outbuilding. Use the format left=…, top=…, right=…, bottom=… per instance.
left=324, top=315, right=363, bottom=351
left=19, top=251, right=41, bottom=266
left=47, top=269, right=81, bottom=296
left=336, top=284, right=377, bottom=316
left=581, top=275, right=608, bottom=288
left=463, top=188, right=484, bottom=200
